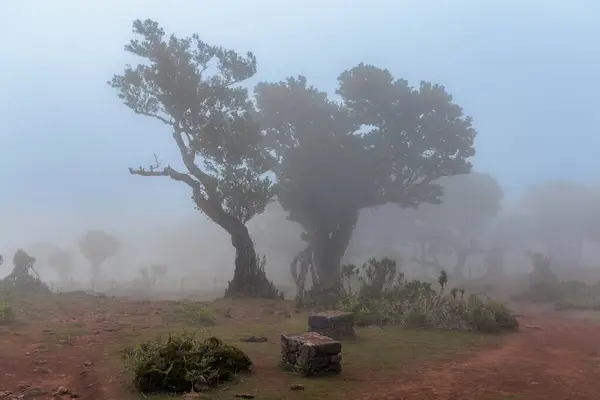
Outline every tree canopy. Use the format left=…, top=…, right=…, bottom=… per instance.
left=79, top=230, right=120, bottom=279
left=255, top=64, right=476, bottom=289
left=109, top=19, right=278, bottom=298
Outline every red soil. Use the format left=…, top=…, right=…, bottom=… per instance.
left=2, top=297, right=600, bottom=400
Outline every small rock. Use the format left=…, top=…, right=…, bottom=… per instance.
left=193, top=383, right=209, bottom=392
left=24, top=352, right=31, bottom=356
left=290, top=384, right=305, bottom=391
left=240, top=336, right=268, bottom=343
left=82, top=361, right=93, bottom=367
left=33, top=366, right=52, bottom=374
left=53, top=386, right=71, bottom=396
left=235, top=395, right=254, bottom=399
left=523, top=324, right=542, bottom=330
left=22, top=387, right=46, bottom=397
left=183, top=393, right=202, bottom=398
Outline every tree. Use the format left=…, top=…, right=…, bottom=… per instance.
left=47, top=249, right=75, bottom=281
left=151, top=264, right=168, bottom=279
left=520, top=181, right=598, bottom=269
left=79, top=230, right=120, bottom=280
left=255, top=65, right=476, bottom=291
left=27, top=242, right=75, bottom=281
left=109, top=19, right=278, bottom=298
left=410, top=172, right=503, bottom=278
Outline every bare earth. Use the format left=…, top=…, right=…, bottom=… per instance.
left=1, top=297, right=600, bottom=400
left=368, top=312, right=600, bottom=400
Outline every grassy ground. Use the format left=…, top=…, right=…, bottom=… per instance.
left=0, top=294, right=502, bottom=400
left=114, top=300, right=500, bottom=400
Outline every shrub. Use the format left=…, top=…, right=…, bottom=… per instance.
left=334, top=258, right=518, bottom=333
left=0, top=304, right=14, bottom=324
left=167, top=301, right=217, bottom=326
left=514, top=252, right=600, bottom=311
left=126, top=333, right=252, bottom=393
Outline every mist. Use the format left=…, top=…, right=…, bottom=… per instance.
left=2, top=0, right=600, bottom=294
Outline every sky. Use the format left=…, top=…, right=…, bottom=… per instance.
left=1, top=0, right=600, bottom=247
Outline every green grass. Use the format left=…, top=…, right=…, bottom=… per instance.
left=119, top=312, right=500, bottom=400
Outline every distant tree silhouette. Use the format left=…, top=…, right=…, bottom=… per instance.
left=79, top=230, right=120, bottom=280
left=411, top=172, right=503, bottom=278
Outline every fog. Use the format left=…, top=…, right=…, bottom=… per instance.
left=2, top=1, right=600, bottom=293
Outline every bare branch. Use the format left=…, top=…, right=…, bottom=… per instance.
left=137, top=111, right=172, bottom=125
left=172, top=129, right=219, bottom=195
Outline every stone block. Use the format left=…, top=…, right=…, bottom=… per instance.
left=281, top=332, right=342, bottom=376
left=308, top=311, right=355, bottom=340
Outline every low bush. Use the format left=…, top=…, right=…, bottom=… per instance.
left=125, top=333, right=252, bottom=393
left=166, top=300, right=217, bottom=326
left=332, top=258, right=518, bottom=333
left=0, top=303, right=15, bottom=325
left=514, top=252, right=600, bottom=311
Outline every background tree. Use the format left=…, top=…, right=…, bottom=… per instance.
left=79, top=230, right=120, bottom=280
left=109, top=19, right=278, bottom=298
left=47, top=248, right=74, bottom=281
left=485, top=210, right=532, bottom=278
left=520, top=181, right=590, bottom=269
left=255, top=64, right=476, bottom=290
left=410, top=172, right=503, bottom=278
left=151, top=264, right=168, bottom=279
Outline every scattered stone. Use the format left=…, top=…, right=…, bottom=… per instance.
left=22, top=386, right=47, bottom=397
left=235, top=394, right=255, bottom=399
left=240, top=336, right=268, bottom=343
left=0, top=391, right=11, bottom=398
left=193, top=383, right=210, bottom=392
left=523, top=324, right=542, bottom=330
left=53, top=386, right=71, bottom=396
left=82, top=361, right=93, bottom=367
left=290, top=384, right=305, bottom=391
left=308, top=311, right=355, bottom=340
left=33, top=365, right=52, bottom=374
left=281, top=332, right=342, bottom=376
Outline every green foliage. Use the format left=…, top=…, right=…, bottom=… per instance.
left=0, top=303, right=15, bottom=325
left=125, top=333, right=252, bottom=393
left=167, top=301, right=217, bottom=327
left=334, top=258, right=518, bottom=333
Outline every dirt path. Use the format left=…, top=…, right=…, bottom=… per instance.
left=365, top=314, right=600, bottom=400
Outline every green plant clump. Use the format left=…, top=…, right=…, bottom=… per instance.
left=0, top=303, right=15, bottom=324
left=126, top=333, right=252, bottom=393
left=332, top=258, right=518, bottom=333
left=168, top=300, right=217, bottom=326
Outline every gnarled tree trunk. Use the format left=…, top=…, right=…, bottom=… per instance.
left=310, top=211, right=358, bottom=291
left=222, top=217, right=279, bottom=298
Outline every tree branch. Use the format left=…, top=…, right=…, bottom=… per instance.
left=172, top=128, right=219, bottom=196
left=129, top=164, right=199, bottom=189
left=136, top=111, right=172, bottom=125
left=128, top=156, right=220, bottom=218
